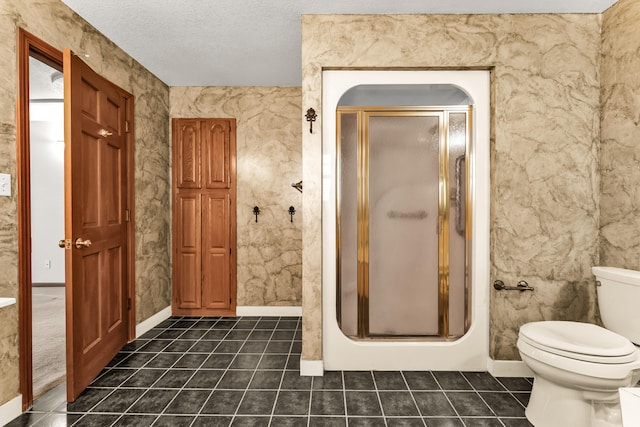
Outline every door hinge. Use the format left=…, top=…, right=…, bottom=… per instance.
left=127, top=297, right=132, bottom=310
left=125, top=209, right=131, bottom=222
left=125, top=120, right=130, bottom=133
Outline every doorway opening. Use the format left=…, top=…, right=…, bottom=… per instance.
left=17, top=30, right=65, bottom=409
left=29, top=56, right=66, bottom=398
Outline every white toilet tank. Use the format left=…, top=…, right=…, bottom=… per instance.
left=592, top=266, right=640, bottom=345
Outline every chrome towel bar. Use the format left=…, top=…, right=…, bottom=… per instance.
left=493, top=280, right=534, bottom=292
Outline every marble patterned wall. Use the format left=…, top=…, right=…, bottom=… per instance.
left=0, top=0, right=171, bottom=405
left=302, top=14, right=602, bottom=361
left=601, top=0, right=640, bottom=271
left=170, top=87, right=302, bottom=307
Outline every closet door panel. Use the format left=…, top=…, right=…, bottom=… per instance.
left=203, top=119, right=230, bottom=189
left=174, top=119, right=201, bottom=189
left=202, top=193, right=230, bottom=309
left=174, top=193, right=202, bottom=309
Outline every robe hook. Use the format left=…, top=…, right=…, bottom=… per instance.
left=305, top=108, right=317, bottom=133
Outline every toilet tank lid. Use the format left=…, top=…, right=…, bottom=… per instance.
left=520, top=321, right=637, bottom=357
left=592, top=266, right=640, bottom=285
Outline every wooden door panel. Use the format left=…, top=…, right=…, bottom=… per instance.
left=80, top=132, right=100, bottom=227
left=203, top=253, right=228, bottom=308
left=178, top=253, right=200, bottom=308
left=174, top=194, right=201, bottom=309
left=103, top=141, right=122, bottom=225
left=205, top=195, right=228, bottom=248
left=178, top=195, right=200, bottom=249
left=101, top=93, right=122, bottom=134
left=105, top=245, right=124, bottom=331
left=203, top=120, right=230, bottom=189
left=80, top=251, right=101, bottom=351
left=174, top=119, right=201, bottom=189
left=64, top=50, right=129, bottom=401
left=80, top=78, right=98, bottom=120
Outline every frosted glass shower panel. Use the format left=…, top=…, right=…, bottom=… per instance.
left=338, top=113, right=358, bottom=336
left=448, top=112, right=468, bottom=337
left=448, top=112, right=469, bottom=337
left=368, top=114, right=441, bottom=336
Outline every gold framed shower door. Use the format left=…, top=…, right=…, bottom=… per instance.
left=336, top=106, right=473, bottom=340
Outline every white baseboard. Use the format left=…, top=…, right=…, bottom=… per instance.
left=136, top=306, right=172, bottom=338
left=487, top=359, right=533, bottom=378
left=236, top=306, right=302, bottom=317
left=300, top=359, right=324, bottom=376
left=0, top=395, right=22, bottom=426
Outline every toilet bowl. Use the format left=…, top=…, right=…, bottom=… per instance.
left=518, top=321, right=640, bottom=427
left=517, top=267, right=640, bottom=427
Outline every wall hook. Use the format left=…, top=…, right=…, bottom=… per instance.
left=305, top=108, right=317, bottom=133
left=292, top=181, right=302, bottom=193
left=288, top=206, right=296, bottom=222
left=253, top=206, right=261, bottom=223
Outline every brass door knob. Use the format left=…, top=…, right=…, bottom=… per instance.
left=58, top=239, right=68, bottom=248
left=75, top=238, right=92, bottom=249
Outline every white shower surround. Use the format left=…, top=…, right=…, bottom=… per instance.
left=322, top=70, right=491, bottom=371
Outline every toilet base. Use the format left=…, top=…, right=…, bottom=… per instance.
left=527, top=376, right=622, bottom=427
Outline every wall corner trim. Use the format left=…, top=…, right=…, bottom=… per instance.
left=300, top=359, right=324, bottom=376
left=0, top=395, right=23, bottom=426
left=236, top=306, right=302, bottom=317
left=487, top=358, right=533, bottom=378
left=135, top=306, right=172, bottom=338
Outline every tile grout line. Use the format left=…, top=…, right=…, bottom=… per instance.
left=268, top=317, right=299, bottom=425
left=432, top=372, right=465, bottom=425
left=66, top=320, right=190, bottom=425
left=158, top=316, right=221, bottom=427
left=122, top=315, right=209, bottom=427
left=86, top=319, right=183, bottom=427
left=459, top=372, right=502, bottom=425
left=227, top=316, right=273, bottom=425
left=148, top=316, right=222, bottom=424
left=400, top=371, right=428, bottom=427
left=370, top=371, right=389, bottom=427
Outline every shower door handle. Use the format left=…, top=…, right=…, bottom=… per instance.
left=454, top=155, right=465, bottom=237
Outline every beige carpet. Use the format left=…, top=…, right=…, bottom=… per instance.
left=32, top=286, right=66, bottom=398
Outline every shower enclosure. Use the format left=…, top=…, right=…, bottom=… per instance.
left=337, top=106, right=471, bottom=339
left=321, top=70, right=490, bottom=371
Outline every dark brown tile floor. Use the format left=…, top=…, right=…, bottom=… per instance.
left=7, top=316, right=533, bottom=426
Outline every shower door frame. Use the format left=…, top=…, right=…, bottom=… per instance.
left=336, top=106, right=473, bottom=340
left=321, top=70, right=490, bottom=372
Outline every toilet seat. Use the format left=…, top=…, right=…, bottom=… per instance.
left=519, top=321, right=638, bottom=364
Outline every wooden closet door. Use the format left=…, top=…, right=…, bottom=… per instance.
left=172, top=118, right=236, bottom=316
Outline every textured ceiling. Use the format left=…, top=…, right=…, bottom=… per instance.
left=59, top=0, right=617, bottom=87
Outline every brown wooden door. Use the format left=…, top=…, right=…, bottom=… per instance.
left=172, top=118, right=236, bottom=316
left=63, top=50, right=129, bottom=401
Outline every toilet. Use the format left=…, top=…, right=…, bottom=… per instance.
left=517, top=267, right=640, bottom=427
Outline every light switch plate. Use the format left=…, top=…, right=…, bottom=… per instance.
left=0, top=173, right=11, bottom=196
